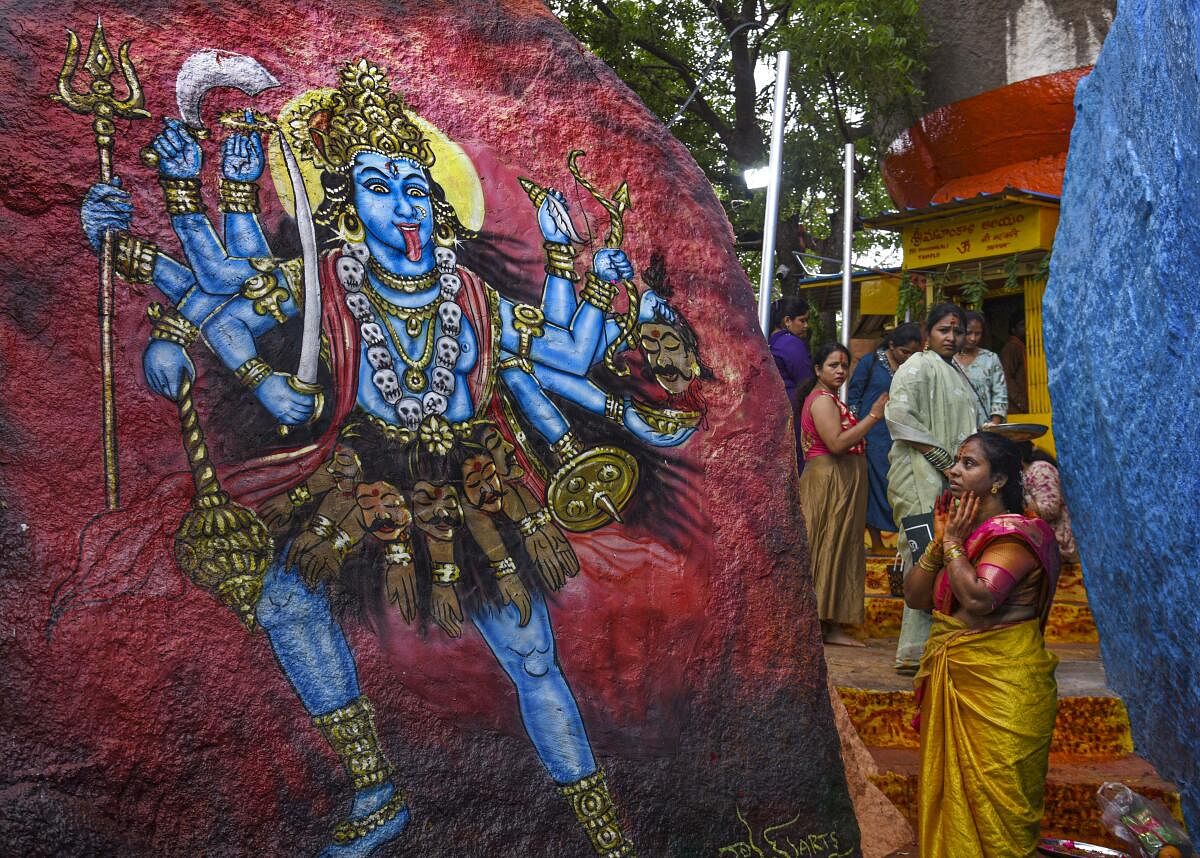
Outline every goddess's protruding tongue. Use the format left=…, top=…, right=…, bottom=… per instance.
left=400, top=225, right=422, bottom=262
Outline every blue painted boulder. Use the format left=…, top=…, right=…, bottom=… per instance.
left=1046, top=0, right=1200, bottom=831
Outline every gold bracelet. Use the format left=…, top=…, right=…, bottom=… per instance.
left=581, top=271, right=617, bottom=313
left=218, top=178, right=260, bottom=213
left=234, top=356, right=272, bottom=390
left=550, top=432, right=582, bottom=463
left=603, top=393, right=626, bottom=424
left=160, top=177, right=204, bottom=215
left=327, top=527, right=354, bottom=560
left=517, top=507, right=552, bottom=537
left=544, top=241, right=579, bottom=281
left=943, top=542, right=966, bottom=563
left=384, top=541, right=413, bottom=566
left=288, top=484, right=313, bottom=507
left=114, top=233, right=158, bottom=283
left=492, top=556, right=518, bottom=579
left=147, top=303, right=200, bottom=348
left=431, top=562, right=461, bottom=585
left=308, top=514, right=337, bottom=540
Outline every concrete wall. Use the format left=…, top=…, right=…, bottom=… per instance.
left=920, top=0, right=1115, bottom=110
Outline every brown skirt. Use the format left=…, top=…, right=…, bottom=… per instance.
left=798, top=453, right=867, bottom=625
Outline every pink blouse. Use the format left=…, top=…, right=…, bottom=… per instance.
left=800, top=389, right=865, bottom=460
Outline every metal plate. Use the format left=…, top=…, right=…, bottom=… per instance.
left=1037, top=839, right=1129, bottom=858
left=981, top=421, right=1050, bottom=441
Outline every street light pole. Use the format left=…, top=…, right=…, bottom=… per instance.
left=757, top=50, right=790, bottom=335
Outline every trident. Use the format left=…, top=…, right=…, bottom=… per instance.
left=53, top=19, right=150, bottom=511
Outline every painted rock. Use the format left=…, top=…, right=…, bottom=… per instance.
left=1046, top=0, right=1200, bottom=833
left=0, top=1, right=857, bottom=854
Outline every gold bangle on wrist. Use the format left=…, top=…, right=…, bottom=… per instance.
left=218, top=178, right=260, bottom=213
left=288, top=484, right=313, bottom=507
left=550, top=432, right=583, bottom=463
left=544, top=241, right=579, bottom=281
left=234, top=356, right=272, bottom=390
left=517, top=507, right=552, bottom=537
left=114, top=233, right=158, bottom=283
left=147, top=303, right=200, bottom=348
left=581, top=272, right=618, bottom=313
left=603, top=393, right=626, bottom=424
left=384, top=541, right=413, bottom=566
left=492, top=556, right=518, bottom=579
left=160, top=177, right=205, bottom=215
left=943, top=542, right=966, bottom=563
left=431, top=562, right=461, bottom=585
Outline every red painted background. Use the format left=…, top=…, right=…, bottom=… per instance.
left=0, top=1, right=855, bottom=853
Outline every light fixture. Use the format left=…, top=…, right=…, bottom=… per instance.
left=744, top=166, right=771, bottom=189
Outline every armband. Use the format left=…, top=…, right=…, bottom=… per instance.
left=288, top=484, right=313, bottom=507
left=497, top=304, right=545, bottom=373
left=241, top=270, right=290, bottom=325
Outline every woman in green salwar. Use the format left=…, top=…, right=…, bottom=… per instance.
left=884, top=303, right=981, bottom=673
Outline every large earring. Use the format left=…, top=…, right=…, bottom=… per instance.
left=434, top=222, right=456, bottom=248
left=990, top=483, right=1000, bottom=495
left=338, top=208, right=365, bottom=244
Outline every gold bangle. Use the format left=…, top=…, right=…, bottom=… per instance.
left=308, top=514, right=336, bottom=540
left=517, top=508, right=552, bottom=537
left=114, top=233, right=158, bottom=283
left=234, top=356, right=272, bottom=390
left=327, top=527, right=354, bottom=560
left=944, top=542, right=966, bottom=563
left=218, top=178, right=260, bottom=213
left=492, top=556, right=518, bottom=579
left=603, top=394, right=626, bottom=424
left=550, top=432, right=582, bottom=463
left=160, top=177, right=204, bottom=215
left=147, top=303, right=200, bottom=348
left=431, top=562, right=461, bottom=585
left=581, top=271, right=617, bottom=312
left=544, top=241, right=579, bottom=281
left=384, top=541, right=413, bottom=566
left=287, top=484, right=313, bottom=507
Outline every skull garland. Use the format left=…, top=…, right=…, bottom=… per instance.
left=337, top=242, right=465, bottom=424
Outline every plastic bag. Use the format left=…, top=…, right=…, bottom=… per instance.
left=1096, top=781, right=1193, bottom=858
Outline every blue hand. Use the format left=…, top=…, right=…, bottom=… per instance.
left=256, top=373, right=317, bottom=425
left=622, top=397, right=696, bottom=447
left=152, top=119, right=203, bottom=179
left=143, top=340, right=195, bottom=400
left=637, top=289, right=677, bottom=325
left=81, top=178, right=132, bottom=252
left=537, top=188, right=577, bottom=244
left=221, top=110, right=265, bottom=182
left=592, top=249, right=633, bottom=283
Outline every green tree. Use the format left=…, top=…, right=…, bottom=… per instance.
left=549, top=0, right=927, bottom=290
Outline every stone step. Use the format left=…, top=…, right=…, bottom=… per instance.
left=868, top=746, right=1182, bottom=850
left=837, top=686, right=1133, bottom=759
left=855, top=594, right=1097, bottom=644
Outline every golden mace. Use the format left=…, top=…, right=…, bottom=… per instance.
left=52, top=20, right=150, bottom=510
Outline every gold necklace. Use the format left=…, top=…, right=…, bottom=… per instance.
left=364, top=284, right=440, bottom=336
left=367, top=256, right=437, bottom=294
left=364, top=289, right=437, bottom=392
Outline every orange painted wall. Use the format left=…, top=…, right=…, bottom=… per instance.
left=882, top=67, right=1091, bottom=208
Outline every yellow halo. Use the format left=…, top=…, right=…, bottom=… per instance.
left=267, top=88, right=485, bottom=232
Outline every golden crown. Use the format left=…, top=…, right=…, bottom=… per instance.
left=284, top=59, right=435, bottom=173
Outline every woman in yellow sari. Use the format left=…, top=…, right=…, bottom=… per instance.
left=904, top=432, right=1061, bottom=858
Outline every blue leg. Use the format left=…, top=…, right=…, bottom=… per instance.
left=471, top=594, right=596, bottom=784
left=256, top=559, right=409, bottom=856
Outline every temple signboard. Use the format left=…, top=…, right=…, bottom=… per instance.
left=901, top=203, right=1059, bottom=267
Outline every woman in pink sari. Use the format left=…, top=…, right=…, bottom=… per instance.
left=904, top=432, right=1062, bottom=857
